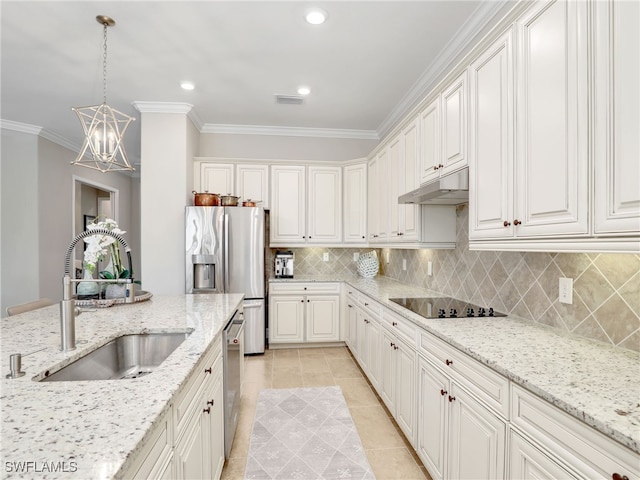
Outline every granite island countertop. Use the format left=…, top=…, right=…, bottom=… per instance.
left=270, top=275, right=640, bottom=455
left=0, top=293, right=244, bottom=479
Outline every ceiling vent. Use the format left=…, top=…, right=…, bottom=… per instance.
left=275, top=94, right=304, bottom=105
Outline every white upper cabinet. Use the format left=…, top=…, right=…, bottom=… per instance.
left=236, top=164, right=269, bottom=209
left=375, top=148, right=389, bottom=242
left=514, top=0, right=589, bottom=237
left=343, top=163, right=368, bottom=244
left=441, top=71, right=468, bottom=176
left=387, top=135, right=401, bottom=239
left=418, top=71, right=467, bottom=186
left=270, top=165, right=342, bottom=246
left=199, top=163, right=234, bottom=195
left=367, top=155, right=380, bottom=243
left=270, top=165, right=306, bottom=244
left=593, top=0, right=640, bottom=235
left=419, top=98, right=441, bottom=184
left=307, top=166, right=342, bottom=243
left=469, top=29, right=515, bottom=240
left=400, top=117, right=420, bottom=241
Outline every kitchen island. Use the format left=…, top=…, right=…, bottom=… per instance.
left=271, top=275, right=640, bottom=467
left=0, top=293, right=243, bottom=479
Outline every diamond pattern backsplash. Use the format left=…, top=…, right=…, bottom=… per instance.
left=380, top=205, right=640, bottom=353
left=267, top=206, right=639, bottom=352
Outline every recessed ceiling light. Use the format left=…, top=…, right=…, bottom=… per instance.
left=297, top=86, right=311, bottom=96
left=305, top=8, right=327, bottom=25
left=180, top=81, right=195, bottom=91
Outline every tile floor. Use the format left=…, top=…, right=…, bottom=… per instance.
left=221, top=346, right=431, bottom=480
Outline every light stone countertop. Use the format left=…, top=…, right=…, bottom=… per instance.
left=0, top=293, right=244, bottom=479
left=270, top=275, right=640, bottom=455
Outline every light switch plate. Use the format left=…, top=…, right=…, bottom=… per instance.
left=402, top=259, right=407, bottom=271
left=559, top=277, right=573, bottom=304
left=323, top=252, right=329, bottom=262
left=353, top=252, right=359, bottom=261
left=427, top=261, right=433, bottom=276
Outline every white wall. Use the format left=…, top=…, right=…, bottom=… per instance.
left=199, top=132, right=378, bottom=162
left=0, top=128, right=135, bottom=313
left=140, top=112, right=198, bottom=295
left=1, top=130, right=40, bottom=311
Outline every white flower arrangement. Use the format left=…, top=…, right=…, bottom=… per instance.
left=83, top=217, right=128, bottom=279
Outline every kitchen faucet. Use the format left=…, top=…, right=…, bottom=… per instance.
left=60, top=228, right=135, bottom=351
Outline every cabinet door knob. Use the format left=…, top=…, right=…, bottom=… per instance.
left=348, top=304, right=353, bottom=308
left=448, top=395, right=456, bottom=403
left=390, top=342, right=395, bottom=348
left=203, top=407, right=211, bottom=414
left=439, top=164, right=443, bottom=168
left=445, top=359, right=453, bottom=366
left=392, top=321, right=397, bottom=327
left=301, top=299, right=304, bottom=303
left=362, top=236, right=365, bottom=239
left=307, top=299, right=310, bottom=302
left=440, top=389, right=447, bottom=396
left=513, top=219, right=521, bottom=226
left=302, top=236, right=306, bottom=239
left=433, top=166, right=438, bottom=171
left=364, top=303, right=369, bottom=306
left=612, top=474, right=629, bottom=480
left=207, top=399, right=214, bottom=406
left=394, top=345, right=398, bottom=350
left=503, top=220, right=511, bottom=227
left=205, top=367, right=212, bottom=374
left=304, top=287, right=307, bottom=290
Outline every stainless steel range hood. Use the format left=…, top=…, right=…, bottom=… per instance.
left=398, top=167, right=469, bottom=205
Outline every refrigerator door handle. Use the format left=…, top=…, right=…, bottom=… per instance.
left=223, top=212, right=229, bottom=293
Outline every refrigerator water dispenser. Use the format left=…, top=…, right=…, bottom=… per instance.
left=192, top=254, right=216, bottom=290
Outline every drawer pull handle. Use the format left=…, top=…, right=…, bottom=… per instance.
left=445, top=359, right=453, bottom=366
left=440, top=389, right=447, bottom=396
left=203, top=407, right=211, bottom=414
left=448, top=395, right=456, bottom=403
left=205, top=367, right=212, bottom=374
left=612, top=475, right=629, bottom=480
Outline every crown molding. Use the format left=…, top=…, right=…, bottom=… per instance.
left=376, top=0, right=510, bottom=139
left=1, top=119, right=43, bottom=136
left=201, top=123, right=379, bottom=140
left=131, top=101, right=194, bottom=115
left=1, top=119, right=80, bottom=153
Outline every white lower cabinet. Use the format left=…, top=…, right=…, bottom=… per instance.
left=128, top=408, right=174, bottom=480
left=379, top=310, right=418, bottom=447
left=417, top=354, right=506, bottom=480
left=124, top=337, right=225, bottom=480
left=269, top=282, right=340, bottom=345
left=510, top=384, right=640, bottom=480
left=509, top=430, right=577, bottom=479
left=175, top=345, right=224, bottom=480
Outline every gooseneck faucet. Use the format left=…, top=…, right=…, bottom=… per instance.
left=60, top=228, right=135, bottom=351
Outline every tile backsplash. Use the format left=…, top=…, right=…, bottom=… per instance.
left=267, top=206, right=639, bottom=352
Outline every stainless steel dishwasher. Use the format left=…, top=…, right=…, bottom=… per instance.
left=223, top=309, right=244, bottom=458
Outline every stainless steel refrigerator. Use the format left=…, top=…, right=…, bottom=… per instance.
left=185, top=206, right=265, bottom=354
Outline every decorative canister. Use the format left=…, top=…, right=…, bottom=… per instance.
left=356, top=251, right=379, bottom=278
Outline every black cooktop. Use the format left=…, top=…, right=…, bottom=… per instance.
left=389, top=297, right=506, bottom=319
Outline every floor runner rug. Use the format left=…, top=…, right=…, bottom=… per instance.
left=244, top=386, right=375, bottom=480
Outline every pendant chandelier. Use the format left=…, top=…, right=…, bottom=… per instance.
left=72, top=15, right=135, bottom=173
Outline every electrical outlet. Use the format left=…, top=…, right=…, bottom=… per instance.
left=402, top=259, right=407, bottom=271
left=353, top=252, right=359, bottom=261
left=559, top=277, right=573, bottom=304
left=323, top=252, right=329, bottom=262
left=427, top=261, right=433, bottom=276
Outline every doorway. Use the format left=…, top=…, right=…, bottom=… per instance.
left=72, top=176, right=118, bottom=277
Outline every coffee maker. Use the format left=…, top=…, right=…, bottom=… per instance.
left=274, top=250, right=294, bottom=278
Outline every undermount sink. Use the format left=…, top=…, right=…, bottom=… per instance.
left=39, top=331, right=193, bottom=382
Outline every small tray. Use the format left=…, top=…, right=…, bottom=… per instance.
left=75, top=290, right=153, bottom=308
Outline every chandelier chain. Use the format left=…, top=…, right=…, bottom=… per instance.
left=102, top=21, right=108, bottom=104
